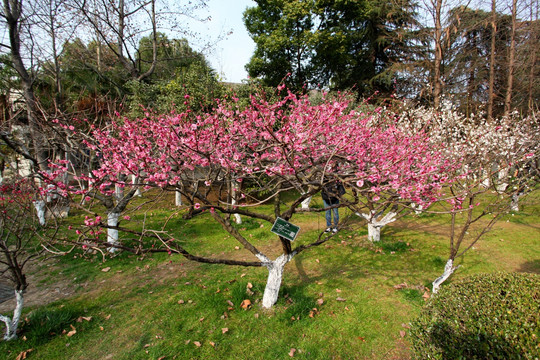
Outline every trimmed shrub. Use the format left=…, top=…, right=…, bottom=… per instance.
left=410, top=272, right=540, bottom=359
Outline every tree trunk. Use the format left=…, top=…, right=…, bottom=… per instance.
left=34, top=200, right=46, bottom=226
left=433, top=0, right=444, bottom=109
left=107, top=212, right=120, bottom=252
left=432, top=259, right=458, bottom=293
left=488, top=0, right=497, bottom=120
left=132, top=175, right=141, bottom=197
left=301, top=196, right=312, bottom=209
left=358, top=211, right=397, bottom=242
left=231, top=180, right=242, bottom=225
left=504, top=0, right=518, bottom=115
left=510, top=193, right=519, bottom=211
left=0, top=289, right=24, bottom=340
left=260, top=253, right=294, bottom=308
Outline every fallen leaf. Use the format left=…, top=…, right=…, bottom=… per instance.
left=241, top=299, right=252, bottom=309
left=358, top=336, right=366, bottom=342
left=16, top=349, right=33, bottom=360
left=254, top=313, right=259, bottom=319
left=185, top=340, right=191, bottom=345
left=209, top=341, right=215, bottom=347
left=393, top=282, right=408, bottom=290
left=234, top=246, right=240, bottom=250
left=194, top=341, right=202, bottom=347
left=336, top=297, right=346, bottom=302
left=345, top=306, right=350, bottom=311
left=402, top=323, right=411, bottom=329
left=336, top=289, right=342, bottom=293
left=178, top=299, right=185, bottom=304
left=400, top=330, right=406, bottom=338
left=67, top=329, right=77, bottom=337
left=315, top=259, right=320, bottom=263
left=221, top=328, right=229, bottom=334
left=82, top=316, right=92, bottom=322
left=101, top=267, right=110, bottom=272
left=247, top=282, right=253, bottom=289
left=105, top=314, right=111, bottom=320
left=143, top=344, right=151, bottom=348
left=317, top=298, right=324, bottom=306
left=226, top=300, right=234, bottom=307
left=289, top=348, right=297, bottom=357
left=422, top=291, right=431, bottom=300
left=241, top=273, right=246, bottom=277
left=22, top=336, right=27, bottom=341
left=199, top=317, right=205, bottom=322
left=99, top=326, right=104, bottom=331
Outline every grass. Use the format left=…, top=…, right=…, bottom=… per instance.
left=0, top=190, right=538, bottom=359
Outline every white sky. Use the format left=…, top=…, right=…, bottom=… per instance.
left=191, top=0, right=257, bottom=83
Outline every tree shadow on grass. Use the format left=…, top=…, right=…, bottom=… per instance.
left=518, top=259, right=540, bottom=274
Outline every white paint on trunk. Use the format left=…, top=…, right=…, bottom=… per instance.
left=481, top=170, right=490, bottom=188
left=367, top=223, right=382, bottom=242
left=411, top=203, right=423, bottom=215
left=432, top=259, right=458, bottom=294
left=511, top=193, right=519, bottom=212
left=132, top=175, right=142, bottom=197
left=231, top=182, right=242, bottom=224
left=107, top=212, right=120, bottom=253
left=357, top=211, right=397, bottom=242
left=301, top=196, right=312, bottom=209
left=261, top=253, right=295, bottom=308
left=0, top=290, right=24, bottom=341
left=34, top=200, right=46, bottom=226
left=496, top=168, right=509, bottom=192
left=115, top=184, right=124, bottom=200
left=175, top=191, right=183, bottom=206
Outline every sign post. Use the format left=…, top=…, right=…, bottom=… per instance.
left=270, top=217, right=300, bottom=242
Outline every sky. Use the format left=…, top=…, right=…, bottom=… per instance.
left=190, top=0, right=257, bottom=83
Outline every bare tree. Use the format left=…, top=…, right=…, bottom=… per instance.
left=504, top=0, right=517, bottom=115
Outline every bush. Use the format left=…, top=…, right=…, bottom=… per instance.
left=410, top=272, right=540, bottom=360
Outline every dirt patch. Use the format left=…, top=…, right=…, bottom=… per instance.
left=0, top=260, right=78, bottom=314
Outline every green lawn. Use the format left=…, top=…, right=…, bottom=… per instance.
left=1, top=190, right=538, bottom=359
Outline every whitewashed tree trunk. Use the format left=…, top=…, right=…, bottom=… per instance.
left=432, top=259, right=459, bottom=294
left=34, top=200, right=46, bottom=226
left=107, top=212, right=120, bottom=253
left=510, top=193, right=520, bottom=212
left=175, top=191, right=183, bottom=206
left=367, top=223, right=382, bottom=242
left=231, top=181, right=242, bottom=225
left=0, top=290, right=24, bottom=341
left=496, top=168, right=509, bottom=192
left=411, top=203, right=423, bottom=215
left=481, top=170, right=490, bottom=188
left=115, top=184, right=124, bottom=200
left=258, top=253, right=295, bottom=308
left=132, top=175, right=142, bottom=197
left=357, top=211, right=397, bottom=242
left=301, top=196, right=312, bottom=209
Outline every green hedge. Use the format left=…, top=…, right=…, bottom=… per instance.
left=410, top=272, right=540, bottom=359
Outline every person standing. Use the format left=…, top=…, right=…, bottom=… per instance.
left=321, top=180, right=345, bottom=233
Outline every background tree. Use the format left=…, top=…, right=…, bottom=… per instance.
left=244, top=0, right=316, bottom=91
left=313, top=0, right=422, bottom=98
left=244, top=0, right=421, bottom=98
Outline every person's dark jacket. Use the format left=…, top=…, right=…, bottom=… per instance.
left=321, top=181, right=345, bottom=205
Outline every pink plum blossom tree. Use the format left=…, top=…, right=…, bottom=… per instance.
left=47, top=90, right=458, bottom=308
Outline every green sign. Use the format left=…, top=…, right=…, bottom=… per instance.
left=271, top=217, right=300, bottom=242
